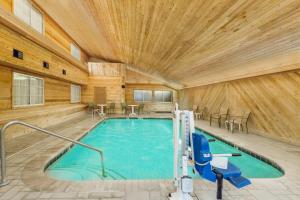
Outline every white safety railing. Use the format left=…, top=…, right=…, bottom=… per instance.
left=0, top=120, right=106, bottom=187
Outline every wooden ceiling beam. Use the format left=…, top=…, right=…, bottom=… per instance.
left=33, top=0, right=300, bottom=87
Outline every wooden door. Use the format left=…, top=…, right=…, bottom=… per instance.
left=94, top=87, right=106, bottom=104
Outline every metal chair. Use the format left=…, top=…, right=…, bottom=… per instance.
left=228, top=111, right=251, bottom=133
left=210, top=107, right=229, bottom=127
left=107, top=103, right=115, bottom=114
left=137, top=103, right=144, bottom=115
left=192, top=105, right=201, bottom=119
left=198, top=106, right=207, bottom=120
left=87, top=102, right=95, bottom=114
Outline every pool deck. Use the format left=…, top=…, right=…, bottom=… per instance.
left=0, top=113, right=300, bottom=200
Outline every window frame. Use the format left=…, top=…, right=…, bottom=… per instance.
left=133, top=90, right=153, bottom=102
left=12, top=72, right=45, bottom=108
left=70, top=43, right=81, bottom=61
left=70, top=84, right=81, bottom=103
left=13, top=0, right=44, bottom=34
left=154, top=90, right=173, bottom=103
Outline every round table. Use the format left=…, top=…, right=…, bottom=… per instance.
left=128, top=105, right=138, bottom=117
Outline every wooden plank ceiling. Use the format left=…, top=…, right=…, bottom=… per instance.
left=34, top=0, right=300, bottom=88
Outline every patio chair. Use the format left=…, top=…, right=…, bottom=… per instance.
left=192, top=105, right=201, bottom=119
left=210, top=107, right=229, bottom=127
left=228, top=111, right=251, bottom=133
left=87, top=102, right=95, bottom=113
left=137, top=103, right=144, bottom=115
left=198, top=106, right=207, bottom=120
left=89, top=103, right=101, bottom=117
left=107, top=103, right=115, bottom=115
left=88, top=102, right=101, bottom=117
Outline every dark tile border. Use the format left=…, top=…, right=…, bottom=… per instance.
left=44, top=117, right=284, bottom=180
left=196, top=127, right=285, bottom=176
left=44, top=116, right=172, bottom=172
left=43, top=119, right=104, bottom=172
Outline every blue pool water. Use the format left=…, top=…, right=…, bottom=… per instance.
left=46, top=118, right=283, bottom=180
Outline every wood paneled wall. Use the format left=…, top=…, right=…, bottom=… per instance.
left=44, top=15, right=88, bottom=65
left=0, top=65, right=86, bottom=139
left=0, top=65, right=78, bottom=110
left=126, top=70, right=166, bottom=85
left=0, top=66, right=12, bottom=110
left=0, top=104, right=86, bottom=140
left=44, top=78, right=71, bottom=105
left=0, top=0, right=89, bottom=65
left=125, top=84, right=177, bottom=112
left=81, top=76, right=125, bottom=113
left=179, top=70, right=300, bottom=146
left=0, top=23, right=88, bottom=85
left=0, top=0, right=12, bottom=12
left=44, top=15, right=72, bottom=53
left=0, top=0, right=90, bottom=139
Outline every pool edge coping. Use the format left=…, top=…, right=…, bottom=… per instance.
left=194, top=126, right=285, bottom=177
left=45, top=117, right=284, bottom=180
left=20, top=116, right=174, bottom=192
left=20, top=116, right=286, bottom=192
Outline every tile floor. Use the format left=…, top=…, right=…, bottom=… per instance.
left=0, top=113, right=299, bottom=200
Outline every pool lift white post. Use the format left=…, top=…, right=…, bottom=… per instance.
left=169, top=103, right=194, bottom=200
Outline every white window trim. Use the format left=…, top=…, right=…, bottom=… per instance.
left=154, top=90, right=173, bottom=103
left=13, top=72, right=45, bottom=108
left=70, top=43, right=81, bottom=61
left=13, top=0, right=44, bottom=34
left=134, top=90, right=153, bottom=102
left=30, top=5, right=44, bottom=34
left=71, top=84, right=81, bottom=103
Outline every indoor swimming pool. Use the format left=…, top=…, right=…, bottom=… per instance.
left=46, top=118, right=283, bottom=181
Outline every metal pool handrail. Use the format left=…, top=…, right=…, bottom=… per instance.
left=0, top=120, right=106, bottom=187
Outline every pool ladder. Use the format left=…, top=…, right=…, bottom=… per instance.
left=0, top=120, right=106, bottom=187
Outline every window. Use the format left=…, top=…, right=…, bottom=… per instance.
left=71, top=84, right=81, bottom=103
left=71, top=43, right=81, bottom=61
left=14, top=0, right=43, bottom=33
left=13, top=73, right=44, bottom=106
left=154, top=91, right=172, bottom=102
left=134, top=90, right=152, bottom=102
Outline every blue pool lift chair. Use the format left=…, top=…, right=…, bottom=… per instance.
left=192, top=133, right=251, bottom=199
